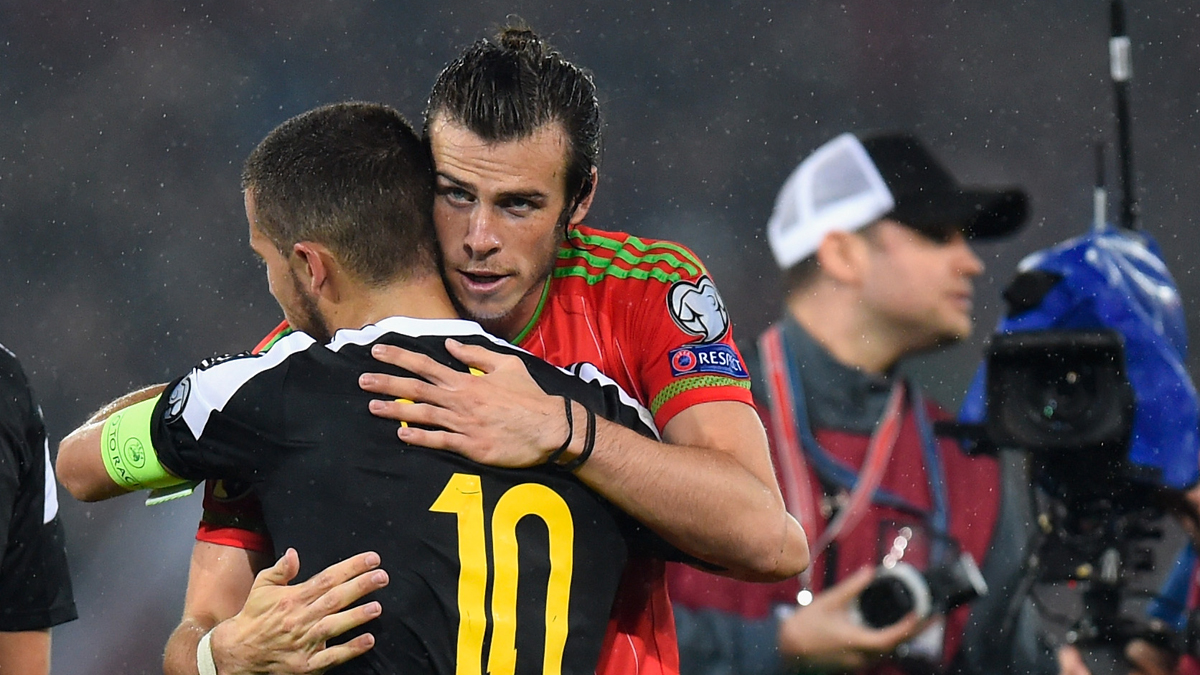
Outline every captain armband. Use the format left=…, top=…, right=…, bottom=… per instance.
left=101, top=395, right=189, bottom=491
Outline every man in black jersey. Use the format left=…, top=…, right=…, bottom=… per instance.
left=57, top=101, right=665, bottom=674
left=0, top=345, right=76, bottom=674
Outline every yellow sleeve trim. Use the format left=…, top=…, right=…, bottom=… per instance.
left=101, top=396, right=188, bottom=491
left=649, top=376, right=752, bottom=415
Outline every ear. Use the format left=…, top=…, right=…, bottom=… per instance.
left=566, top=167, right=599, bottom=227
left=290, top=242, right=339, bottom=300
left=814, top=230, right=869, bottom=286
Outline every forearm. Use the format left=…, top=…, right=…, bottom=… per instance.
left=356, top=344, right=808, bottom=578
left=165, top=542, right=267, bottom=675
left=58, top=384, right=169, bottom=500
left=566, top=403, right=808, bottom=580
left=56, top=419, right=130, bottom=501
left=164, top=616, right=216, bottom=675
left=0, top=630, right=50, bottom=675
left=84, top=383, right=166, bottom=424
left=58, top=393, right=185, bottom=501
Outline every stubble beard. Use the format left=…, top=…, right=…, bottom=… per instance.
left=444, top=226, right=565, bottom=337
left=288, top=268, right=333, bottom=344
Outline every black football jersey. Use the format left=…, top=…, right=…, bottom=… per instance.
left=151, top=317, right=662, bottom=675
left=0, top=345, right=76, bottom=631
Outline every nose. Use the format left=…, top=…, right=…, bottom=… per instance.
left=953, top=236, right=985, bottom=277
left=463, top=207, right=501, bottom=260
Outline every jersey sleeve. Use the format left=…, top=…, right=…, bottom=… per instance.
left=631, top=248, right=753, bottom=429
left=0, top=348, right=76, bottom=630
left=193, top=322, right=292, bottom=554
left=196, top=480, right=274, bottom=553
left=149, top=336, right=304, bottom=494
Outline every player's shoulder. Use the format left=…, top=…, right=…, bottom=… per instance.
left=0, top=342, right=34, bottom=416
left=555, top=224, right=712, bottom=288
left=0, top=342, right=27, bottom=385
left=327, top=316, right=515, bottom=357
left=172, top=330, right=318, bottom=415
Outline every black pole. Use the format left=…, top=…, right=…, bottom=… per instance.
left=1110, top=0, right=1137, bottom=230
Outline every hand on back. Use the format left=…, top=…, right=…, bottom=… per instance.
left=208, top=549, right=387, bottom=674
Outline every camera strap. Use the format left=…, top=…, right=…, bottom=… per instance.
left=759, top=324, right=951, bottom=578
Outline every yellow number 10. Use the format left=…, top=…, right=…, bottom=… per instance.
left=430, top=473, right=576, bottom=675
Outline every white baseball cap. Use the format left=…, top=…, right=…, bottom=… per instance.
left=766, top=132, right=1028, bottom=271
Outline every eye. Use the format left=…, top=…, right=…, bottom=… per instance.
left=912, top=223, right=959, bottom=245
left=437, top=183, right=474, bottom=206
left=500, top=196, right=535, bottom=213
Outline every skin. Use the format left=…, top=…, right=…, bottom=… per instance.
left=67, top=119, right=806, bottom=673
left=59, top=192, right=457, bottom=675
left=56, top=384, right=165, bottom=501
left=1125, top=637, right=1180, bottom=675
left=363, top=117, right=807, bottom=578
left=430, top=116, right=577, bottom=339
left=774, top=222, right=978, bottom=668
left=0, top=631, right=51, bottom=675
left=1121, top=485, right=1200, bottom=675
left=777, top=221, right=1090, bottom=674
left=776, top=568, right=926, bottom=672
left=791, top=220, right=985, bottom=375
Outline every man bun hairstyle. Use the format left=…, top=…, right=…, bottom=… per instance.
left=242, top=101, right=437, bottom=286
left=426, top=22, right=601, bottom=221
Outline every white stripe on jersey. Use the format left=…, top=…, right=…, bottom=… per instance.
left=327, top=316, right=492, bottom=350
left=42, top=438, right=58, bottom=524
left=177, top=317, right=657, bottom=441
left=328, top=317, right=658, bottom=435
left=180, top=330, right=316, bottom=439
left=567, top=363, right=659, bottom=439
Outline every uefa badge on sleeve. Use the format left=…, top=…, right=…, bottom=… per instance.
left=668, top=276, right=730, bottom=343
left=668, top=343, right=748, bottom=379
left=163, top=377, right=191, bottom=423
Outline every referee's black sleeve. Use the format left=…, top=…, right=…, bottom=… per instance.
left=0, top=346, right=76, bottom=630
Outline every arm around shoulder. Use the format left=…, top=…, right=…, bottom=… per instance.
left=570, top=399, right=808, bottom=580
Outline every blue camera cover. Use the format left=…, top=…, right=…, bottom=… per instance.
left=959, top=226, right=1199, bottom=489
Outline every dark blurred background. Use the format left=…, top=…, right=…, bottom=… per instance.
left=2, top=1, right=1198, bottom=672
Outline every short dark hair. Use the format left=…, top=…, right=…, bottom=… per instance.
left=242, top=102, right=437, bottom=286
left=782, top=222, right=883, bottom=296
left=426, top=23, right=601, bottom=217
left=782, top=254, right=822, bottom=296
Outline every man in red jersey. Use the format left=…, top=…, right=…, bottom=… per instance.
left=146, top=26, right=806, bottom=675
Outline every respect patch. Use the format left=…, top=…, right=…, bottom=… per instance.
left=668, top=343, right=749, bottom=379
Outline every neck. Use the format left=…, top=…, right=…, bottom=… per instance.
left=476, top=277, right=548, bottom=342
left=325, top=272, right=460, bottom=333
left=786, top=286, right=909, bottom=376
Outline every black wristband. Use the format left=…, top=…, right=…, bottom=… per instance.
left=561, top=407, right=596, bottom=471
left=545, top=396, right=574, bottom=465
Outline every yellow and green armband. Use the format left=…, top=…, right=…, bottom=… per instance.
left=101, top=396, right=189, bottom=491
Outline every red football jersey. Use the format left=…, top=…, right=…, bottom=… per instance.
left=518, top=225, right=753, bottom=675
left=196, top=224, right=754, bottom=675
left=518, top=225, right=752, bottom=430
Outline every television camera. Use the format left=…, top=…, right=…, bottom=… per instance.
left=944, top=1, right=1200, bottom=667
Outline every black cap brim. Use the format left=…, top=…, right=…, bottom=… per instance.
left=890, top=188, right=1029, bottom=241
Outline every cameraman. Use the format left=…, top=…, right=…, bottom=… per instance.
left=669, top=132, right=1077, bottom=675
left=1126, top=486, right=1200, bottom=675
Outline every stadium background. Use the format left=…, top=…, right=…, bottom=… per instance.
left=2, top=1, right=1199, bottom=672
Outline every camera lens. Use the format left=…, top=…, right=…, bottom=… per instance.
left=858, top=576, right=917, bottom=628
left=986, top=330, right=1133, bottom=453
left=1024, top=362, right=1098, bottom=432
